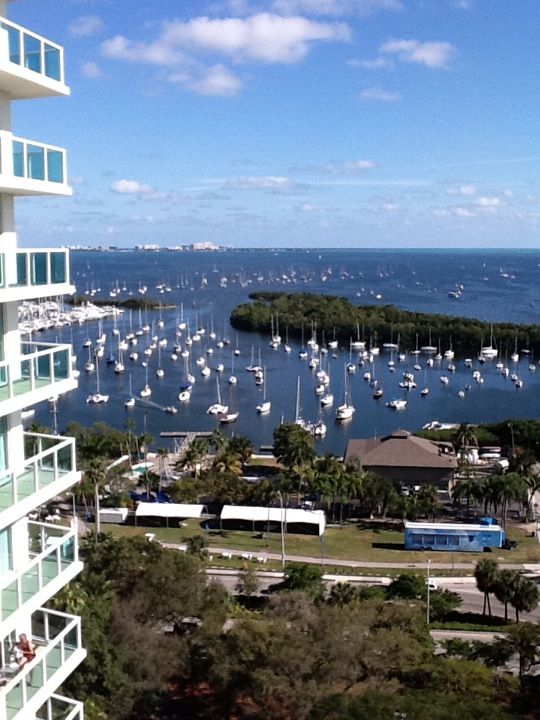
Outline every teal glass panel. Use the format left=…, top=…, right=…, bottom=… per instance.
left=1, top=23, right=21, bottom=65
left=31, top=252, right=48, bottom=285
left=12, top=141, right=24, bottom=178
left=53, top=349, right=69, bottom=380
left=23, top=33, right=41, bottom=73
left=27, top=144, right=45, bottom=181
left=50, top=252, right=66, bottom=283
left=16, top=252, right=27, bottom=286
left=44, top=44, right=60, bottom=81
left=0, top=526, right=12, bottom=573
left=57, top=443, right=73, bottom=472
left=0, top=254, right=4, bottom=288
left=35, top=353, right=51, bottom=380
left=46, top=150, right=63, bottom=183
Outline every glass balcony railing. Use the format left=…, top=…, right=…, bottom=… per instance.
left=12, top=136, right=66, bottom=185
left=0, top=342, right=73, bottom=405
left=0, top=522, right=78, bottom=624
left=0, top=18, right=64, bottom=84
left=2, top=609, right=83, bottom=720
left=36, top=694, right=84, bottom=720
left=13, top=249, right=69, bottom=288
left=0, top=433, right=77, bottom=513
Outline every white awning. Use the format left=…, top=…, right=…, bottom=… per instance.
left=220, top=505, right=326, bottom=535
left=135, top=503, right=205, bottom=519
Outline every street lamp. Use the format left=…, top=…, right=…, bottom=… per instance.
left=277, top=490, right=286, bottom=569
left=426, top=559, right=431, bottom=624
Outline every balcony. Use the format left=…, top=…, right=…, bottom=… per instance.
left=36, top=695, right=84, bottom=720
left=0, top=249, right=74, bottom=302
left=0, top=133, right=71, bottom=196
left=1, top=609, right=85, bottom=720
left=0, top=522, right=82, bottom=634
left=0, top=433, right=79, bottom=530
left=0, top=18, right=68, bottom=99
left=0, top=342, right=77, bottom=416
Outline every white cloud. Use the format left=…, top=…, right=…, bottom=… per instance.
left=271, top=0, right=402, bottom=16
left=111, top=179, right=154, bottom=195
left=187, top=64, right=242, bottom=96
left=380, top=38, right=456, bottom=68
left=349, top=56, right=391, bottom=69
left=227, top=176, right=296, bottom=189
left=299, top=203, right=318, bottom=211
left=475, top=196, right=500, bottom=207
left=69, top=15, right=103, bottom=38
left=447, top=185, right=476, bottom=196
left=102, top=13, right=350, bottom=66
left=454, top=206, right=476, bottom=217
left=360, top=87, right=400, bottom=102
left=81, top=61, right=102, bottom=78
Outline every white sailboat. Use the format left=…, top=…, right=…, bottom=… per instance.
left=156, top=342, right=164, bottom=378
left=228, top=352, right=237, bottom=385
left=139, top=366, right=151, bottom=397
left=207, top=376, right=228, bottom=415
left=114, top=337, right=125, bottom=374
left=84, top=344, right=95, bottom=373
left=86, top=359, right=109, bottom=404
left=256, top=368, right=271, bottom=414
left=124, top=373, right=135, bottom=408
left=336, top=365, right=355, bottom=421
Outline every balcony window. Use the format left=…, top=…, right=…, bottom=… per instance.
left=12, top=141, right=23, bottom=178
left=27, top=144, right=45, bottom=181
left=0, top=526, right=11, bottom=574
left=43, top=44, right=60, bottom=82
left=23, top=33, right=41, bottom=74
left=15, top=253, right=27, bottom=286
left=50, top=252, right=66, bottom=284
left=1, top=23, right=20, bottom=65
left=46, top=149, right=63, bottom=183
left=30, top=253, right=47, bottom=285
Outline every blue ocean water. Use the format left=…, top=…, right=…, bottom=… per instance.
left=33, top=248, right=540, bottom=455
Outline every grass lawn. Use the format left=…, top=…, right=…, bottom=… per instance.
left=98, top=519, right=540, bottom=567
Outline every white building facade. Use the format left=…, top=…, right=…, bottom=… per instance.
left=0, top=4, right=85, bottom=719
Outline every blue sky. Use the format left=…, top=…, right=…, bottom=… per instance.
left=10, top=0, right=540, bottom=248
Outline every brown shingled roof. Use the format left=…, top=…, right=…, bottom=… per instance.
left=344, top=430, right=457, bottom=470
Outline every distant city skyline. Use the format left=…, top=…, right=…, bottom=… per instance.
left=11, top=0, right=540, bottom=249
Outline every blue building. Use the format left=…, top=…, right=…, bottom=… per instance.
left=404, top=520, right=505, bottom=552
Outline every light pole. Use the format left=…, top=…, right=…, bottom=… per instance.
left=278, top=490, right=286, bottom=569
left=426, top=559, right=431, bottom=624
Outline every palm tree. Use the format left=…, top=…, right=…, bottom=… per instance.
left=494, top=569, right=520, bottom=623
left=213, top=448, right=243, bottom=477
left=228, top=435, right=253, bottom=463
left=209, top=429, right=227, bottom=454
left=452, top=477, right=482, bottom=516
left=328, top=582, right=359, bottom=606
left=509, top=575, right=539, bottom=622
left=497, top=473, right=526, bottom=529
left=82, top=457, right=108, bottom=539
left=454, top=423, right=478, bottom=453
left=177, top=437, right=208, bottom=477
left=474, top=558, right=499, bottom=616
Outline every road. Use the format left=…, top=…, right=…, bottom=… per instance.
left=206, top=568, right=540, bottom=622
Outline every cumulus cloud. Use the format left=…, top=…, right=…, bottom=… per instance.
left=447, top=185, right=476, bottom=196
left=360, top=87, right=400, bottom=102
left=454, top=206, right=476, bottom=217
left=227, top=176, right=296, bottom=189
left=380, top=38, right=456, bottom=68
left=69, top=15, right=103, bottom=38
left=81, top=61, right=102, bottom=78
left=475, top=196, right=500, bottom=207
left=187, top=64, right=242, bottom=96
left=349, top=56, right=392, bottom=69
left=271, top=0, right=403, bottom=16
left=111, top=179, right=154, bottom=195
left=102, top=13, right=350, bottom=66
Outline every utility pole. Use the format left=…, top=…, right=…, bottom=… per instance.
left=426, top=559, right=431, bottom=624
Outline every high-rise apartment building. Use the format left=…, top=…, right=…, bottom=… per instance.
left=0, top=3, right=85, bottom=719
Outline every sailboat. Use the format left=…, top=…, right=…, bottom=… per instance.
left=124, top=373, right=135, bottom=408
left=114, top=337, right=125, bottom=374
left=139, top=366, right=151, bottom=397
left=207, top=376, right=228, bottom=415
left=156, top=342, right=164, bottom=378
left=86, top=359, right=109, bottom=404
left=336, top=365, right=355, bottom=421
left=293, top=377, right=310, bottom=430
left=84, top=344, right=95, bottom=373
left=256, top=368, right=271, bottom=414
left=228, top=352, right=237, bottom=385
left=481, top=324, right=498, bottom=359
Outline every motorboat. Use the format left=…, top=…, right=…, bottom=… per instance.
left=386, top=399, right=407, bottom=410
